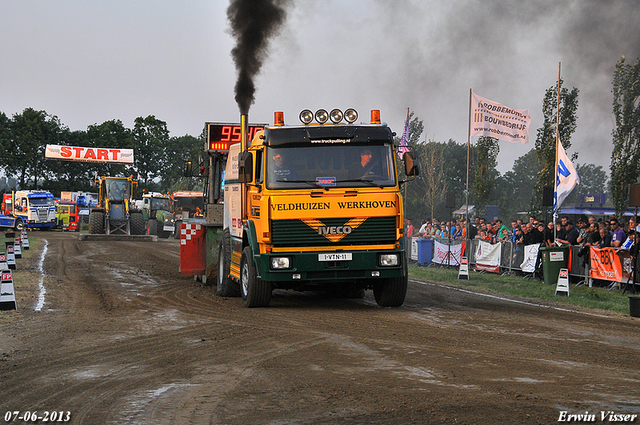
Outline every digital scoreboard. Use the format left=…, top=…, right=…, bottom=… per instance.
left=206, top=122, right=267, bottom=153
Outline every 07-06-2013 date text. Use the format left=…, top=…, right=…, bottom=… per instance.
left=4, top=411, right=71, bottom=422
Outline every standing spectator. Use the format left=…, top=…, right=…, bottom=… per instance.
left=609, top=218, right=626, bottom=248
left=596, top=227, right=612, bottom=248
left=544, top=221, right=555, bottom=246
left=557, top=220, right=579, bottom=245
left=406, top=219, right=416, bottom=239
left=576, top=218, right=588, bottom=245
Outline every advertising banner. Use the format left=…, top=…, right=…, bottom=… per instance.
left=45, top=145, right=134, bottom=164
left=521, top=244, right=540, bottom=273
left=433, top=240, right=464, bottom=266
left=470, top=93, right=531, bottom=144
left=589, top=247, right=632, bottom=282
left=475, top=239, right=501, bottom=273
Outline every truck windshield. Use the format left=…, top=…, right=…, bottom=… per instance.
left=266, top=144, right=397, bottom=190
left=151, top=198, right=170, bottom=210
left=29, top=197, right=54, bottom=207
left=106, top=179, right=130, bottom=202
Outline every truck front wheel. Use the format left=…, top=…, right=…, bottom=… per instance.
left=240, top=246, right=271, bottom=307
left=373, top=254, right=408, bottom=307
left=216, top=229, right=240, bottom=297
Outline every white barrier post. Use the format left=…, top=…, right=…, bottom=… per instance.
left=458, top=256, right=469, bottom=279
left=1, top=269, right=17, bottom=310
left=556, top=268, right=570, bottom=296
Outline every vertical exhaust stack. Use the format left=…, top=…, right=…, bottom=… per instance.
left=241, top=113, right=248, bottom=153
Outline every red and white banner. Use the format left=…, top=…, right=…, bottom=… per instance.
left=433, top=240, right=465, bottom=266
left=470, top=93, right=531, bottom=144
left=45, top=145, right=134, bottom=164
left=475, top=239, right=501, bottom=273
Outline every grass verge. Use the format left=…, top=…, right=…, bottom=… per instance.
left=409, top=262, right=638, bottom=316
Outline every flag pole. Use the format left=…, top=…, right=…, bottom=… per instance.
left=466, top=88, right=472, bottom=257
left=554, top=62, right=561, bottom=242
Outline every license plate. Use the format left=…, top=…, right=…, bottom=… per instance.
left=318, top=253, right=352, bottom=261
left=163, top=225, right=175, bottom=232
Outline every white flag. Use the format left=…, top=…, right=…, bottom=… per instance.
left=555, top=142, right=580, bottom=210
left=470, top=93, right=531, bottom=144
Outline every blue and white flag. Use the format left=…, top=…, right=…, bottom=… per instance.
left=555, top=142, right=580, bottom=210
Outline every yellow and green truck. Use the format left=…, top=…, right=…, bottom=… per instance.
left=182, top=109, right=418, bottom=307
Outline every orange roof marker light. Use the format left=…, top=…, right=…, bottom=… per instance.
left=371, top=109, right=381, bottom=124
left=274, top=111, right=285, bottom=126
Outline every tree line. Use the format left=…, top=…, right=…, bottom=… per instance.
left=0, top=110, right=204, bottom=196
left=400, top=56, right=639, bottom=223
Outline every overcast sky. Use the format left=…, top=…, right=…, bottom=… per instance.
left=2, top=0, right=639, bottom=174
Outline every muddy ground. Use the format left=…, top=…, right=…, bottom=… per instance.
left=0, top=231, right=639, bottom=425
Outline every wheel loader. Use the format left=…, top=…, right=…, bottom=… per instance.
left=89, top=175, right=144, bottom=235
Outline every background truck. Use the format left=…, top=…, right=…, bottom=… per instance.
left=141, top=192, right=174, bottom=238
left=4, top=190, right=56, bottom=230
left=89, top=176, right=144, bottom=235
left=55, top=200, right=79, bottom=231
left=171, top=190, right=204, bottom=237
left=181, top=109, right=418, bottom=308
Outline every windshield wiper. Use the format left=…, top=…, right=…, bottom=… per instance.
left=335, top=178, right=384, bottom=188
left=276, top=179, right=323, bottom=188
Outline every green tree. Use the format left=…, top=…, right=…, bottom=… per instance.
left=85, top=120, right=134, bottom=182
left=3, top=108, right=64, bottom=189
left=564, top=163, right=608, bottom=205
left=493, top=149, right=543, bottom=220
left=533, top=79, right=579, bottom=215
left=610, top=56, right=640, bottom=216
left=133, top=115, right=170, bottom=190
left=414, top=140, right=447, bottom=220
left=395, top=111, right=424, bottom=221
left=161, top=134, right=203, bottom=192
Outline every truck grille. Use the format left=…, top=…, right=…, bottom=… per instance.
left=38, top=208, right=48, bottom=222
left=271, top=216, right=397, bottom=247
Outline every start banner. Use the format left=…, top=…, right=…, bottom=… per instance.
left=45, top=145, right=134, bottom=164
left=589, top=247, right=632, bottom=282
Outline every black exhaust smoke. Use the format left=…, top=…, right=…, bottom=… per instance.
left=227, top=0, right=289, bottom=115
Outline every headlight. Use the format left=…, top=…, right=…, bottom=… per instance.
left=345, top=108, right=358, bottom=123
left=329, top=109, right=343, bottom=124
left=315, top=109, right=329, bottom=124
left=270, top=256, right=292, bottom=270
left=299, top=109, right=313, bottom=124
left=379, top=254, right=399, bottom=267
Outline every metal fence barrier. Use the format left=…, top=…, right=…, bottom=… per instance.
left=410, top=236, right=624, bottom=288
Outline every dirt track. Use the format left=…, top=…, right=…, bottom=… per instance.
left=1, top=231, right=639, bottom=425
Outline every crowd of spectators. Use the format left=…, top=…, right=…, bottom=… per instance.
left=407, top=215, right=639, bottom=252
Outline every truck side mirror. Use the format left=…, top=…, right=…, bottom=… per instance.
left=403, top=150, right=419, bottom=177
left=238, top=152, right=253, bottom=183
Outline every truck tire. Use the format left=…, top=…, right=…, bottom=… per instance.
left=240, top=246, right=271, bottom=307
left=373, top=254, right=408, bottom=307
left=89, top=211, right=105, bottom=234
left=14, top=219, right=24, bottom=231
left=148, top=219, right=158, bottom=236
left=130, top=212, right=144, bottom=235
left=173, top=220, right=182, bottom=239
left=216, top=229, right=240, bottom=297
